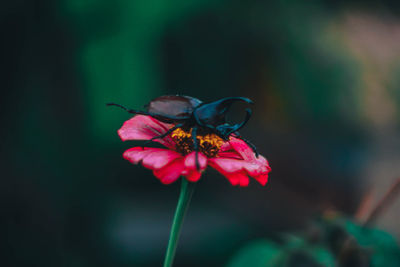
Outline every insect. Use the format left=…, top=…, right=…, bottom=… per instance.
left=107, top=95, right=258, bottom=169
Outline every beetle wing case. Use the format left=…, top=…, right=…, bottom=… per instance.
left=146, top=95, right=202, bottom=120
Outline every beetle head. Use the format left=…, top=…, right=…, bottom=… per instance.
left=194, top=97, right=253, bottom=138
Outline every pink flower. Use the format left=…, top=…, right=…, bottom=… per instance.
left=118, top=115, right=271, bottom=186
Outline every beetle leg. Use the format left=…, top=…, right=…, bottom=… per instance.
left=191, top=126, right=200, bottom=171
left=107, top=103, right=190, bottom=121
left=150, top=123, right=184, bottom=141
left=234, top=134, right=259, bottom=158
left=143, top=123, right=184, bottom=146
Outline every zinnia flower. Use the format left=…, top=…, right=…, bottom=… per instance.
left=118, top=114, right=271, bottom=186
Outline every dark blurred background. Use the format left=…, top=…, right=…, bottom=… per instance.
left=2, top=0, right=400, bottom=266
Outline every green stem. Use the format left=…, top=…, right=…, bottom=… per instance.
left=163, top=178, right=196, bottom=267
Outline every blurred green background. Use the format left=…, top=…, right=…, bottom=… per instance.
left=2, top=0, right=400, bottom=266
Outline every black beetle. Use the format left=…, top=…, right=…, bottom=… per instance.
left=107, top=95, right=258, bottom=168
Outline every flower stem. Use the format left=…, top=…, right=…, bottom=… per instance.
left=364, top=177, right=400, bottom=226
left=163, top=178, right=196, bottom=267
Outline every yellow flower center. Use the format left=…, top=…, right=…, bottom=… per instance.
left=171, top=128, right=224, bottom=157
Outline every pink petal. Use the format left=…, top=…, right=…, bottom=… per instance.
left=210, top=156, right=268, bottom=175
left=223, top=172, right=250, bottom=187
left=123, top=147, right=181, bottom=170
left=219, top=141, right=233, bottom=152
left=225, top=172, right=239, bottom=186
left=118, top=115, right=175, bottom=148
left=224, top=137, right=271, bottom=176
left=209, top=158, right=247, bottom=173
left=229, top=137, right=256, bottom=161
left=184, top=152, right=207, bottom=170
left=153, top=158, right=185, bottom=184
left=239, top=174, right=250, bottom=187
left=178, top=152, right=207, bottom=183
left=185, top=170, right=202, bottom=182
left=254, top=173, right=269, bottom=186
left=217, top=151, right=242, bottom=160
left=210, top=154, right=271, bottom=183
left=243, top=155, right=270, bottom=176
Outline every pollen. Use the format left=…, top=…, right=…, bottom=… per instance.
left=171, top=128, right=224, bottom=157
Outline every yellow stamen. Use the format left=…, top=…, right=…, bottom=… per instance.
left=171, top=128, right=224, bottom=157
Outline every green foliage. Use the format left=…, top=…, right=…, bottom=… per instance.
left=227, top=240, right=283, bottom=267
left=227, top=217, right=400, bottom=267
left=344, top=220, right=400, bottom=267
left=227, top=237, right=335, bottom=267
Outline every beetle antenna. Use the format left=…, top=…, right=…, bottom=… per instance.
left=106, top=103, right=151, bottom=116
